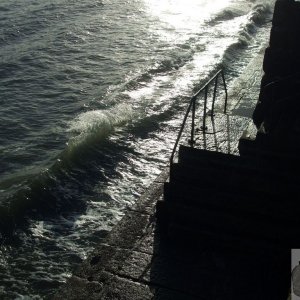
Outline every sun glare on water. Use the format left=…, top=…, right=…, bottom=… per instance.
left=145, top=0, right=232, bottom=30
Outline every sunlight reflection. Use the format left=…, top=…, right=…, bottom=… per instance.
left=145, top=0, right=232, bottom=30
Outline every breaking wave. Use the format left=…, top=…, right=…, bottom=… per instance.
left=208, top=0, right=272, bottom=26
left=221, top=1, right=272, bottom=66
left=67, top=103, right=133, bottom=148
left=0, top=104, right=134, bottom=236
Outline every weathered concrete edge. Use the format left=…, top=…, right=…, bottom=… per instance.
left=52, top=169, right=169, bottom=299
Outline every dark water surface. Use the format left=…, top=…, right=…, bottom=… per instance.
left=0, top=0, right=274, bottom=298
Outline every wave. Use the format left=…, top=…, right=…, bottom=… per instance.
left=208, top=0, right=272, bottom=26
left=0, top=159, right=92, bottom=238
left=0, top=104, right=134, bottom=237
left=0, top=0, right=274, bottom=238
left=221, top=1, right=272, bottom=66
left=67, top=103, right=133, bottom=148
left=0, top=94, right=179, bottom=238
left=249, top=3, right=273, bottom=25
left=208, top=8, right=245, bottom=25
left=121, top=48, right=195, bottom=92
left=222, top=32, right=252, bottom=66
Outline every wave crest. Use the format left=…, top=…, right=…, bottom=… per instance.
left=249, top=3, right=272, bottom=25
left=67, top=103, right=133, bottom=148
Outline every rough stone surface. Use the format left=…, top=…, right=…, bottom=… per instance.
left=227, top=47, right=265, bottom=118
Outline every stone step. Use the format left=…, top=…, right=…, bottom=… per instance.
left=178, top=145, right=292, bottom=174
left=239, top=135, right=300, bottom=164
left=239, top=128, right=300, bottom=157
left=159, top=200, right=300, bottom=247
left=170, top=162, right=297, bottom=197
left=164, top=182, right=300, bottom=224
left=178, top=145, right=250, bottom=167
left=166, top=222, right=291, bottom=261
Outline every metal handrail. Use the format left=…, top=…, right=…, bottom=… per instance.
left=170, top=68, right=228, bottom=165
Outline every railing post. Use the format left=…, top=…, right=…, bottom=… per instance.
left=189, top=96, right=196, bottom=147
left=211, top=74, right=219, bottom=116
left=201, top=86, right=208, bottom=130
left=170, top=100, right=193, bottom=165
left=170, top=68, right=227, bottom=166
left=222, top=70, right=228, bottom=113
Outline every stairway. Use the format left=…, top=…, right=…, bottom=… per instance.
left=157, top=145, right=300, bottom=250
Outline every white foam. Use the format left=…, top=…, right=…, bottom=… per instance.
left=67, top=103, right=133, bottom=147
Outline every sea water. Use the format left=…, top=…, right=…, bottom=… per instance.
left=0, top=0, right=274, bottom=298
